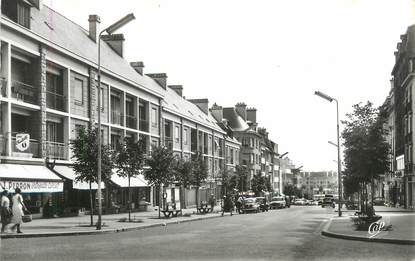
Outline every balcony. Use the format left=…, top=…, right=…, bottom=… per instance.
left=125, top=115, right=137, bottom=129
left=45, top=141, right=68, bottom=160
left=11, top=80, right=38, bottom=105
left=139, top=119, right=149, bottom=132
left=11, top=137, right=40, bottom=158
left=0, top=77, right=6, bottom=97
left=111, top=111, right=123, bottom=126
left=46, top=91, right=66, bottom=111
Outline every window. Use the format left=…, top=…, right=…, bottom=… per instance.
left=184, top=128, right=188, bottom=145
left=1, top=0, right=30, bottom=28
left=74, top=79, right=83, bottom=105
left=151, top=108, right=158, bottom=127
left=174, top=126, right=180, bottom=143
left=74, top=124, right=84, bottom=139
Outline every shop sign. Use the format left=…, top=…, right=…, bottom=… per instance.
left=15, top=133, right=30, bottom=152
left=0, top=180, right=63, bottom=193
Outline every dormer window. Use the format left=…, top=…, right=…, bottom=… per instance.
left=1, top=0, right=31, bottom=29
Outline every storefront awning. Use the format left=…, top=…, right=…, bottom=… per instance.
left=0, top=164, right=63, bottom=193
left=111, top=170, right=149, bottom=188
left=53, top=166, right=105, bottom=190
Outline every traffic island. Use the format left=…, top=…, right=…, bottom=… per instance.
left=321, top=213, right=415, bottom=245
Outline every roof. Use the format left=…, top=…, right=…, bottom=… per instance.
left=26, top=5, right=165, bottom=97
left=222, top=108, right=250, bottom=132
left=163, top=87, right=225, bottom=133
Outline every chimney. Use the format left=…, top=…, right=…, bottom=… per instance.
left=146, top=73, right=168, bottom=89
left=188, top=99, right=209, bottom=115
left=235, top=102, right=247, bottom=120
left=211, top=103, right=223, bottom=122
left=101, top=34, right=125, bottom=57
left=28, top=0, right=43, bottom=9
left=130, top=61, right=144, bottom=75
left=168, top=85, right=183, bottom=97
left=246, top=107, right=257, bottom=124
left=88, top=15, right=101, bottom=43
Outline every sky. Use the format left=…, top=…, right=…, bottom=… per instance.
left=45, top=0, right=415, bottom=171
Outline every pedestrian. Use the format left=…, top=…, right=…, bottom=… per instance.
left=1, top=190, right=11, bottom=233
left=10, top=188, right=27, bottom=234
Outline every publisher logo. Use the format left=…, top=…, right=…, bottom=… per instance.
left=368, top=221, right=385, bottom=238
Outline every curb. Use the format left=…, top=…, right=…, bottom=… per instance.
left=321, top=218, right=415, bottom=245
left=0, top=214, right=225, bottom=239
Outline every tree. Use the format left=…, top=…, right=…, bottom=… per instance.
left=71, top=126, right=113, bottom=226
left=235, top=165, right=249, bottom=192
left=283, top=184, right=301, bottom=198
left=144, top=145, right=176, bottom=218
left=174, top=159, right=193, bottom=208
left=342, top=102, right=390, bottom=213
left=251, top=172, right=266, bottom=196
left=265, top=176, right=272, bottom=193
left=115, top=138, right=146, bottom=222
left=191, top=152, right=208, bottom=212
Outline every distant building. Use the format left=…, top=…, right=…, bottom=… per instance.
left=296, top=171, right=338, bottom=197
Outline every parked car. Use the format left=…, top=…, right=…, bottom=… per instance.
left=373, top=197, right=385, bottom=206
left=321, top=197, right=335, bottom=208
left=239, top=197, right=260, bottom=213
left=270, top=196, right=286, bottom=209
left=294, top=198, right=306, bottom=205
left=256, top=197, right=269, bottom=212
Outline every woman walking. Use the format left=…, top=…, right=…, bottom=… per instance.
left=1, top=190, right=11, bottom=233
left=10, top=188, right=27, bottom=234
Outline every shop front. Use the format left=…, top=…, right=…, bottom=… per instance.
left=51, top=165, right=105, bottom=216
left=0, top=164, right=64, bottom=218
left=110, top=172, right=151, bottom=212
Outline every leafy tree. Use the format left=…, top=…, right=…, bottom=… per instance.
left=71, top=126, right=113, bottom=226
left=115, top=138, right=146, bottom=221
left=174, top=159, right=193, bottom=208
left=251, top=172, right=266, bottom=196
left=144, top=145, right=176, bottom=218
left=191, top=152, right=208, bottom=212
left=342, top=102, right=390, bottom=213
left=235, top=165, right=249, bottom=192
left=283, top=184, right=301, bottom=198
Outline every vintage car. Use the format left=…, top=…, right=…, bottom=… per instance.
left=239, top=197, right=260, bottom=213
left=270, top=196, right=286, bottom=209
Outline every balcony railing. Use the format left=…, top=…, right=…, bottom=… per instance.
left=126, top=115, right=137, bottom=129
left=11, top=137, right=40, bottom=158
left=139, top=119, right=149, bottom=132
left=46, top=141, right=68, bottom=160
left=46, top=91, right=66, bottom=111
left=111, top=111, right=124, bottom=126
left=11, top=80, right=38, bottom=105
left=0, top=77, right=6, bottom=97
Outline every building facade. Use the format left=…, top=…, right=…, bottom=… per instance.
left=0, top=1, right=241, bottom=214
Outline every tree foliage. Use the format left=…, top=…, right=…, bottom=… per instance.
left=144, top=145, right=176, bottom=187
left=70, top=126, right=113, bottom=225
left=235, top=165, right=249, bottom=192
left=174, top=159, right=193, bottom=188
left=251, top=172, right=267, bottom=196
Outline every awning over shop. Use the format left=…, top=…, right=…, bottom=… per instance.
left=0, top=164, right=63, bottom=193
left=111, top=171, right=149, bottom=188
left=53, top=166, right=105, bottom=190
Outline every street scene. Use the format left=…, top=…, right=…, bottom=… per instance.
left=1, top=0, right=415, bottom=260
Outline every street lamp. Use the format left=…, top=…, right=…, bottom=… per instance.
left=278, top=152, right=288, bottom=195
left=96, top=13, right=135, bottom=230
left=314, top=90, right=342, bottom=217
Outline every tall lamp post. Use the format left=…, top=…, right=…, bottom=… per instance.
left=96, top=13, right=135, bottom=230
left=278, top=152, right=288, bottom=195
left=314, top=90, right=342, bottom=217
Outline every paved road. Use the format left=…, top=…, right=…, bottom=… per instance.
left=1, top=206, right=414, bottom=261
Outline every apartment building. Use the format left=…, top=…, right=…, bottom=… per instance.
left=296, top=171, right=338, bottom=197
left=390, top=24, right=415, bottom=208
left=211, top=103, right=281, bottom=192
left=0, top=1, right=242, bottom=214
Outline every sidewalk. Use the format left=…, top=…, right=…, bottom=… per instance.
left=322, top=211, right=415, bottom=245
left=0, top=206, right=225, bottom=239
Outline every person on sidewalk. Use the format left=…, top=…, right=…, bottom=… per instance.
left=1, top=190, right=11, bottom=233
left=10, top=188, right=27, bottom=234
